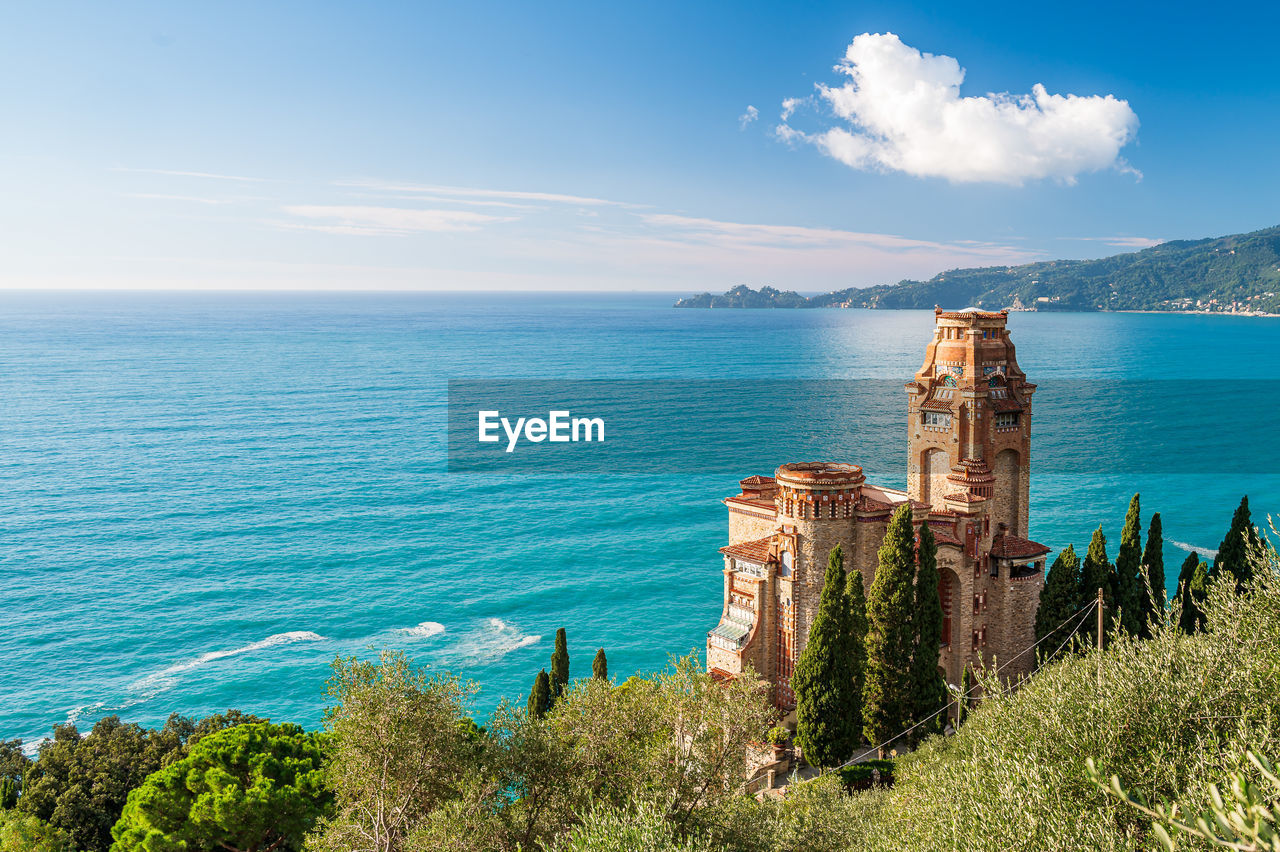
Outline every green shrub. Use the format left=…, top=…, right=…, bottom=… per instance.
left=835, top=760, right=895, bottom=792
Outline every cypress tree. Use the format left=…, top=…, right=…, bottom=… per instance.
left=1035, top=545, right=1082, bottom=650
left=908, top=522, right=947, bottom=744
left=1188, top=561, right=1211, bottom=633
left=1138, top=512, right=1165, bottom=638
left=792, top=544, right=859, bottom=767
left=592, top=648, right=607, bottom=680
left=550, top=627, right=570, bottom=702
left=1176, top=551, right=1210, bottom=634
left=864, top=504, right=917, bottom=754
left=1080, top=526, right=1116, bottom=645
left=845, top=564, right=868, bottom=749
left=1114, top=494, right=1143, bottom=636
left=955, top=665, right=971, bottom=727
left=1213, top=496, right=1256, bottom=592
left=527, top=669, right=551, bottom=718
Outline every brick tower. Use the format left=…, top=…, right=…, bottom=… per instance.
left=707, top=308, right=1049, bottom=711
left=906, top=307, right=1034, bottom=535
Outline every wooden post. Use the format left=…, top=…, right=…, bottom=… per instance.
left=1096, top=586, right=1105, bottom=690
left=1096, top=587, right=1104, bottom=652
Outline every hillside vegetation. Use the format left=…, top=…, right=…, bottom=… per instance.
left=4, top=528, right=1278, bottom=851
left=675, top=224, right=1280, bottom=313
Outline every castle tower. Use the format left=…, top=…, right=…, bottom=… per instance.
left=906, top=308, right=1035, bottom=535
left=770, top=462, right=865, bottom=706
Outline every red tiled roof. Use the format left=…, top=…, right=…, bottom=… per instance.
left=719, top=536, right=775, bottom=563
left=726, top=495, right=776, bottom=511
left=943, top=491, right=986, bottom=503
left=991, top=397, right=1024, bottom=412
left=739, top=475, right=775, bottom=487
left=857, top=495, right=893, bottom=512
left=920, top=398, right=953, bottom=412
left=709, top=667, right=736, bottom=684
left=990, top=535, right=1051, bottom=558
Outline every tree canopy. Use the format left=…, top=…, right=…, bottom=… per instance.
left=908, top=523, right=948, bottom=744
left=792, top=544, right=860, bottom=767
left=1036, top=545, right=1082, bottom=650
left=1138, top=512, right=1165, bottom=638
left=110, top=722, right=331, bottom=852
left=1114, top=494, right=1144, bottom=636
left=864, top=504, right=917, bottom=751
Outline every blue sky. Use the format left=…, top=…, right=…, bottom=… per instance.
left=3, top=0, right=1278, bottom=291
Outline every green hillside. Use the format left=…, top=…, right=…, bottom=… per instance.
left=676, top=224, right=1280, bottom=314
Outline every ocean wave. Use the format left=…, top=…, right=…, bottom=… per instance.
left=1169, top=540, right=1218, bottom=558
left=62, top=630, right=326, bottom=734
left=453, top=618, right=542, bottom=662
left=399, top=621, right=445, bottom=639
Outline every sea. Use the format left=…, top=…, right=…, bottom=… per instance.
left=2, top=291, right=1277, bottom=748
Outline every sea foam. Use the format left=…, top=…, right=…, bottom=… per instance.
left=453, top=618, right=542, bottom=662
left=1169, top=540, right=1219, bottom=558
left=399, top=621, right=446, bottom=639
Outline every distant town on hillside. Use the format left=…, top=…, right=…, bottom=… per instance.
left=675, top=224, right=1280, bottom=315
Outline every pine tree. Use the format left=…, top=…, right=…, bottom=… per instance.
left=908, top=522, right=948, bottom=744
left=1175, top=551, right=1211, bottom=634
left=1035, top=545, right=1082, bottom=650
left=1138, top=512, right=1165, bottom=638
left=527, top=669, right=551, bottom=718
left=1080, top=526, right=1116, bottom=645
left=845, top=564, right=868, bottom=749
left=864, top=504, right=917, bottom=754
left=591, top=648, right=607, bottom=680
left=792, top=544, right=859, bottom=767
left=550, top=627, right=570, bottom=702
left=955, top=665, right=971, bottom=727
left=1114, top=494, right=1143, bottom=636
left=1214, top=496, right=1256, bottom=592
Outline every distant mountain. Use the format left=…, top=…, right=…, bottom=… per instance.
left=675, top=224, right=1280, bottom=314
left=674, top=285, right=810, bottom=308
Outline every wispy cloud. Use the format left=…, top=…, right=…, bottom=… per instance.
left=778, top=33, right=1140, bottom=185
left=279, top=205, right=517, bottom=236
left=334, top=179, right=640, bottom=208
left=112, top=167, right=272, bottom=182
left=639, top=214, right=1031, bottom=260
left=738, top=105, right=759, bottom=129
left=1062, top=235, right=1164, bottom=249
left=124, top=191, right=241, bottom=204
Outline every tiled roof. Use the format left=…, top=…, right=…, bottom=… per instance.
left=990, top=535, right=1051, bottom=558
left=943, top=491, right=986, bottom=503
left=726, top=495, right=776, bottom=511
left=739, top=475, right=775, bottom=487
left=719, top=536, right=774, bottom=563
left=709, top=667, right=736, bottom=683
left=920, top=398, right=954, bottom=412
left=991, top=397, right=1024, bottom=412
left=857, top=495, right=894, bottom=512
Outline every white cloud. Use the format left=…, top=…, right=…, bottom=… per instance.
left=778, top=33, right=1140, bottom=185
left=1064, top=235, right=1164, bottom=249
left=280, top=205, right=516, bottom=236
left=333, top=180, right=637, bottom=208
left=780, top=97, right=805, bottom=120
left=738, top=105, right=759, bottom=129
left=112, top=167, right=271, bottom=182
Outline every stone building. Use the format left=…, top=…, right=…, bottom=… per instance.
left=706, top=308, right=1049, bottom=708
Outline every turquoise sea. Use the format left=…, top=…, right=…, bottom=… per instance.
left=2, top=291, right=1277, bottom=747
